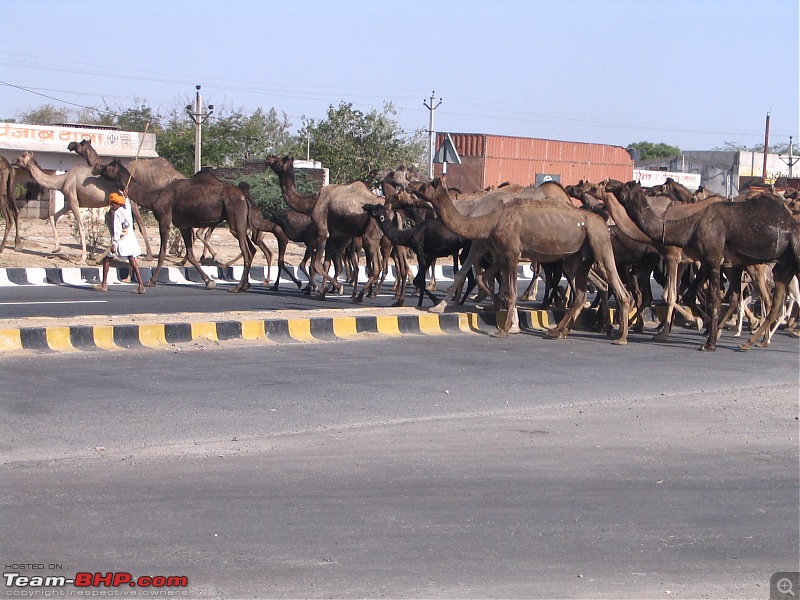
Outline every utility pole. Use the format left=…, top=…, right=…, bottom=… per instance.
left=780, top=135, right=799, bottom=179
left=762, top=112, right=770, bottom=183
left=186, top=85, right=214, bottom=174
left=423, top=91, right=442, bottom=178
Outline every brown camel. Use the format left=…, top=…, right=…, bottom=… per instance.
left=265, top=155, right=384, bottom=300
left=0, top=156, right=21, bottom=253
left=404, top=180, right=570, bottom=314
left=612, top=180, right=800, bottom=351
left=93, top=159, right=256, bottom=292
left=582, top=180, right=708, bottom=339
left=413, top=178, right=632, bottom=343
left=12, top=151, right=151, bottom=264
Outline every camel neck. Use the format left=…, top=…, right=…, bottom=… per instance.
left=375, top=213, right=414, bottom=247
left=23, top=159, right=67, bottom=190
left=428, top=185, right=499, bottom=240
left=277, top=165, right=316, bottom=215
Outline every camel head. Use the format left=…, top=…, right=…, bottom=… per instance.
left=67, top=139, right=93, bottom=158
left=93, top=159, right=131, bottom=188
left=12, top=151, right=34, bottom=169
left=386, top=188, right=434, bottom=213
left=264, top=155, right=292, bottom=176
left=362, top=203, right=388, bottom=222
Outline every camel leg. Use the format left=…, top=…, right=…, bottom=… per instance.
left=700, top=265, right=723, bottom=351
left=229, top=222, right=254, bottom=293
left=740, top=266, right=794, bottom=351
left=176, top=227, right=216, bottom=289
left=273, top=234, right=303, bottom=290
left=0, top=204, right=11, bottom=253
left=547, top=258, right=588, bottom=340
left=130, top=203, right=153, bottom=260
left=491, top=255, right=520, bottom=338
left=147, top=220, right=172, bottom=287
left=430, top=242, right=483, bottom=313
left=48, top=205, right=70, bottom=255
left=0, top=198, right=21, bottom=253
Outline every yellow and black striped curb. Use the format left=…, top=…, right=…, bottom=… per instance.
left=0, top=310, right=537, bottom=353
left=0, top=305, right=660, bottom=353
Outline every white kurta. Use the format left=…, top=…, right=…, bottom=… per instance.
left=108, top=201, right=141, bottom=258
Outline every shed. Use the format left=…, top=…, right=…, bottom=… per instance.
left=432, top=133, right=633, bottom=193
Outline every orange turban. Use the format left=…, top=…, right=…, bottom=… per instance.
left=109, top=192, right=126, bottom=206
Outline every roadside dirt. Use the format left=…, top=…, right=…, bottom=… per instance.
left=0, top=214, right=308, bottom=270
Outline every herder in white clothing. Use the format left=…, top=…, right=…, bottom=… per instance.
left=93, top=191, right=146, bottom=293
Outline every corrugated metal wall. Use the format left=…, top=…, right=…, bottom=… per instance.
left=433, top=133, right=633, bottom=192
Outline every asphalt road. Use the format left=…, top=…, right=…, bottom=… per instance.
left=0, top=278, right=421, bottom=320
left=2, top=329, right=798, bottom=599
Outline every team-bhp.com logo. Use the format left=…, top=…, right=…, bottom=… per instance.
left=4, top=571, right=188, bottom=595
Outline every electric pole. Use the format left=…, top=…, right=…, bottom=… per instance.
left=186, top=85, right=214, bottom=174
left=780, top=136, right=798, bottom=179
left=423, top=91, right=442, bottom=178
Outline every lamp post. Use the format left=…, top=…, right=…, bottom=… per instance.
left=186, top=85, right=214, bottom=174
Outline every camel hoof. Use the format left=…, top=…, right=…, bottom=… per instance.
left=653, top=331, right=669, bottom=342
left=545, top=329, right=560, bottom=339
left=429, top=301, right=446, bottom=314
left=613, top=338, right=628, bottom=346
left=204, top=280, right=216, bottom=289
left=490, top=329, right=509, bottom=338
left=508, top=325, right=520, bottom=334
left=145, top=280, right=157, bottom=288
left=132, top=288, right=146, bottom=294
left=698, top=344, right=716, bottom=352
left=92, top=284, right=107, bottom=292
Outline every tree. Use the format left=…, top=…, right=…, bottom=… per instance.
left=713, top=141, right=799, bottom=155
left=627, top=141, right=681, bottom=161
left=16, top=104, right=72, bottom=125
left=300, top=101, right=426, bottom=184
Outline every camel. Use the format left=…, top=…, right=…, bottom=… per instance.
left=0, top=156, right=21, bottom=253
left=217, top=184, right=305, bottom=290
left=363, top=203, right=470, bottom=307
left=613, top=181, right=800, bottom=351
left=12, top=151, right=152, bottom=264
left=69, top=139, right=192, bottom=259
left=265, top=155, right=384, bottom=301
left=403, top=181, right=572, bottom=314
left=582, top=180, right=708, bottom=340
left=93, top=159, right=256, bottom=292
left=412, top=178, right=632, bottom=343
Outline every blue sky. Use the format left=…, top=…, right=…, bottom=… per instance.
left=2, top=0, right=797, bottom=151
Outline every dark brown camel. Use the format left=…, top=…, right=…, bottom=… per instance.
left=413, top=178, right=632, bottom=343
left=68, top=139, right=188, bottom=259
left=363, top=203, right=470, bottom=307
left=0, top=156, right=21, bottom=253
left=612, top=180, right=800, bottom=351
left=93, top=159, right=256, bottom=292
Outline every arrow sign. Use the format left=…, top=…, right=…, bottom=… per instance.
left=433, top=133, right=461, bottom=165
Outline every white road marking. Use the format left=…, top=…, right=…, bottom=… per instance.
left=0, top=300, right=109, bottom=306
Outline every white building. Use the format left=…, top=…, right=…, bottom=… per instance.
left=634, top=150, right=799, bottom=198
left=0, top=122, right=158, bottom=217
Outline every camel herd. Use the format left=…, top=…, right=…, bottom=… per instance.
left=1, top=141, right=799, bottom=352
